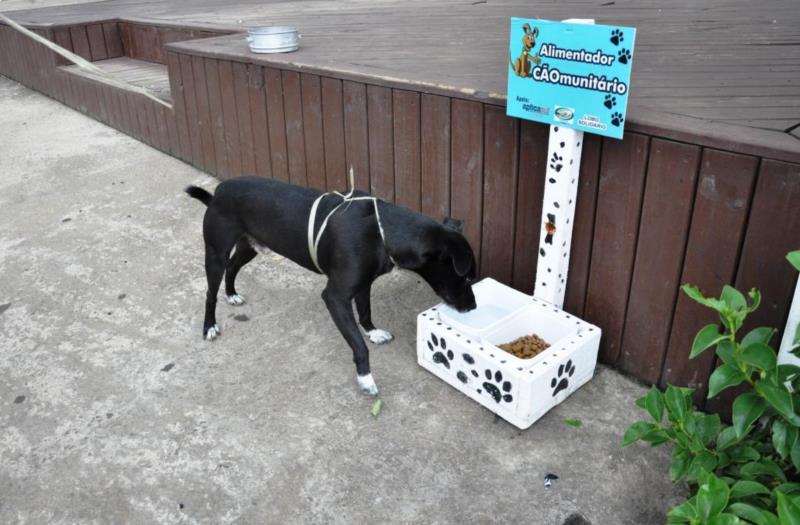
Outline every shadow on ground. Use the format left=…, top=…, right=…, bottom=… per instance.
left=0, top=76, right=685, bottom=524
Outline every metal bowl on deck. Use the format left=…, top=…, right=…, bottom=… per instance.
left=246, top=26, right=300, bottom=53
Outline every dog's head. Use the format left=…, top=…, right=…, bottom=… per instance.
left=522, top=23, right=539, bottom=51
left=410, top=218, right=477, bottom=313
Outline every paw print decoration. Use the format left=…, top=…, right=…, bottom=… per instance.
left=551, top=360, right=575, bottom=397
left=617, top=48, right=632, bottom=65
left=611, top=112, right=624, bottom=127
left=610, top=28, right=624, bottom=46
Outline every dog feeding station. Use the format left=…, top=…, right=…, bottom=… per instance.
left=417, top=18, right=635, bottom=429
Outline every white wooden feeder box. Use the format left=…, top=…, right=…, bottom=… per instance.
left=417, top=278, right=601, bottom=429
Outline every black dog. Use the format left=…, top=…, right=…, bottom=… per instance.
left=186, top=177, right=477, bottom=395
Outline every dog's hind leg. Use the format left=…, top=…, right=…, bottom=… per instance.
left=202, top=219, right=240, bottom=341
left=224, top=237, right=257, bottom=305
left=322, top=285, right=378, bottom=396
left=354, top=287, right=393, bottom=345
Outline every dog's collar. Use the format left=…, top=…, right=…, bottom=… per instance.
left=307, top=169, right=397, bottom=273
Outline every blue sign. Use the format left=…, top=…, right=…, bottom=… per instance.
left=506, top=18, right=636, bottom=139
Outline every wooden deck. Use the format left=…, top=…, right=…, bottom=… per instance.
left=4, top=0, right=800, bottom=157
left=1, top=0, right=799, bottom=409
left=62, top=56, right=171, bottom=101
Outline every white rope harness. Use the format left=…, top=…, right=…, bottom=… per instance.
left=306, top=168, right=396, bottom=273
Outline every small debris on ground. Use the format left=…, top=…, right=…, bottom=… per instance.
left=563, top=418, right=582, bottom=428
left=544, top=473, right=559, bottom=489
left=371, top=399, right=382, bottom=417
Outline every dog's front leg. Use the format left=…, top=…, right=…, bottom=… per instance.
left=322, top=286, right=378, bottom=396
left=354, top=288, right=393, bottom=345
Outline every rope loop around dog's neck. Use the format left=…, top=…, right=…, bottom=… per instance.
left=307, top=167, right=396, bottom=273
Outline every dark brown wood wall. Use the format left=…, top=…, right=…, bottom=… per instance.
left=2, top=25, right=799, bottom=412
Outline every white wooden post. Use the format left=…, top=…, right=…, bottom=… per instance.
left=778, top=276, right=800, bottom=366
left=532, top=19, right=594, bottom=308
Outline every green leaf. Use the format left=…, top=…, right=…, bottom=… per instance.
left=732, top=393, right=766, bottom=438
left=644, top=387, right=665, bottom=423
left=716, top=341, right=737, bottom=366
left=709, top=364, right=747, bottom=399
left=687, top=451, right=718, bottom=482
left=708, top=514, right=740, bottom=525
left=717, top=426, right=742, bottom=451
left=563, top=418, right=582, bottom=428
left=728, top=503, right=779, bottom=525
left=665, top=385, right=689, bottom=422
left=696, top=414, right=722, bottom=446
left=740, top=459, right=787, bottom=483
left=683, top=284, right=727, bottom=313
left=671, top=446, right=692, bottom=482
left=722, top=285, right=747, bottom=312
left=622, top=421, right=656, bottom=447
left=741, top=343, right=778, bottom=371
left=791, top=437, right=800, bottom=472
left=755, top=381, right=800, bottom=426
left=774, top=419, right=790, bottom=460
left=779, top=364, right=800, bottom=383
left=692, top=324, right=727, bottom=359
left=728, top=445, right=760, bottom=463
left=371, top=399, right=382, bottom=417
left=747, top=288, right=762, bottom=313
left=635, top=395, right=647, bottom=410
left=730, top=480, right=771, bottom=500
left=696, top=473, right=730, bottom=520
left=743, top=327, right=777, bottom=348
left=668, top=499, right=698, bottom=523
left=641, top=428, right=671, bottom=446
left=777, top=491, right=800, bottom=525
left=777, top=483, right=800, bottom=495
left=788, top=251, right=800, bottom=272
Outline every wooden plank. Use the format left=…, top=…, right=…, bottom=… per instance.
left=144, top=99, right=161, bottom=148
left=480, top=105, right=518, bottom=285
left=179, top=53, right=203, bottom=167
left=166, top=51, right=190, bottom=161
left=119, top=22, right=134, bottom=58
left=660, top=150, right=758, bottom=404
left=450, top=99, right=484, bottom=270
left=164, top=105, right=180, bottom=156
left=563, top=133, right=602, bottom=317
left=233, top=61, right=257, bottom=176
left=343, top=80, right=369, bottom=192
left=393, top=89, right=421, bottom=211
left=511, top=120, right=548, bottom=293
left=707, top=159, right=800, bottom=416
left=191, top=55, right=216, bottom=173
left=281, top=70, right=307, bottom=186
left=86, top=23, right=107, bottom=61
left=219, top=60, right=243, bottom=178
left=420, top=94, right=450, bottom=221
left=300, top=73, right=326, bottom=190
left=584, top=133, right=650, bottom=365
left=52, top=27, right=72, bottom=67
left=102, top=22, right=123, bottom=59
left=264, top=67, right=289, bottom=182
left=69, top=26, right=91, bottom=61
left=617, top=139, right=702, bottom=384
left=204, top=58, right=228, bottom=177
left=321, top=77, right=346, bottom=191
left=248, top=64, right=272, bottom=179
left=367, top=85, right=394, bottom=201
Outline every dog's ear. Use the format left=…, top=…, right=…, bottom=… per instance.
left=443, top=217, right=464, bottom=233
left=442, top=233, right=474, bottom=277
left=532, top=27, right=539, bottom=38
left=522, top=23, right=531, bottom=35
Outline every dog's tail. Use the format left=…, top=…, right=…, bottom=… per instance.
left=185, top=185, right=213, bottom=206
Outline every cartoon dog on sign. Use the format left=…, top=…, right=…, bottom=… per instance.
left=511, top=23, right=540, bottom=78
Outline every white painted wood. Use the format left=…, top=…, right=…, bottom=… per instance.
left=778, top=275, right=800, bottom=366
left=531, top=18, right=594, bottom=308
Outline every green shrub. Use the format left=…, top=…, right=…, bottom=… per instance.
left=622, top=251, right=800, bottom=524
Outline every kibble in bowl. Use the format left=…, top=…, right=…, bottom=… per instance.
left=498, top=333, right=550, bottom=359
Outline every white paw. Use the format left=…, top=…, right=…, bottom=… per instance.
left=366, top=328, right=393, bottom=345
left=226, top=294, right=245, bottom=306
left=357, top=373, right=379, bottom=396
left=205, top=324, right=221, bottom=341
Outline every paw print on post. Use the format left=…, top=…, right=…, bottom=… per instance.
left=482, top=369, right=513, bottom=404
left=610, top=29, right=624, bottom=46
left=551, top=359, right=575, bottom=397
left=611, top=112, right=624, bottom=127
left=603, top=94, right=617, bottom=109
left=427, top=332, right=453, bottom=369
left=617, top=48, right=632, bottom=65
left=549, top=152, right=563, bottom=173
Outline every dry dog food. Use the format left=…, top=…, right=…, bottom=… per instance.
left=498, top=333, right=550, bottom=359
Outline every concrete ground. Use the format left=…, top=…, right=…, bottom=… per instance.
left=0, top=75, right=685, bottom=524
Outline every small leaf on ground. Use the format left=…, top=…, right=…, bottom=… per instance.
left=371, top=399, right=382, bottom=417
left=563, top=418, right=582, bottom=428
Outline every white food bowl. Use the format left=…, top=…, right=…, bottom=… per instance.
left=417, top=278, right=601, bottom=429
left=246, top=26, right=300, bottom=54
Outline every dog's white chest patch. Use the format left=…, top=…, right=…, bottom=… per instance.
left=246, top=235, right=272, bottom=254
